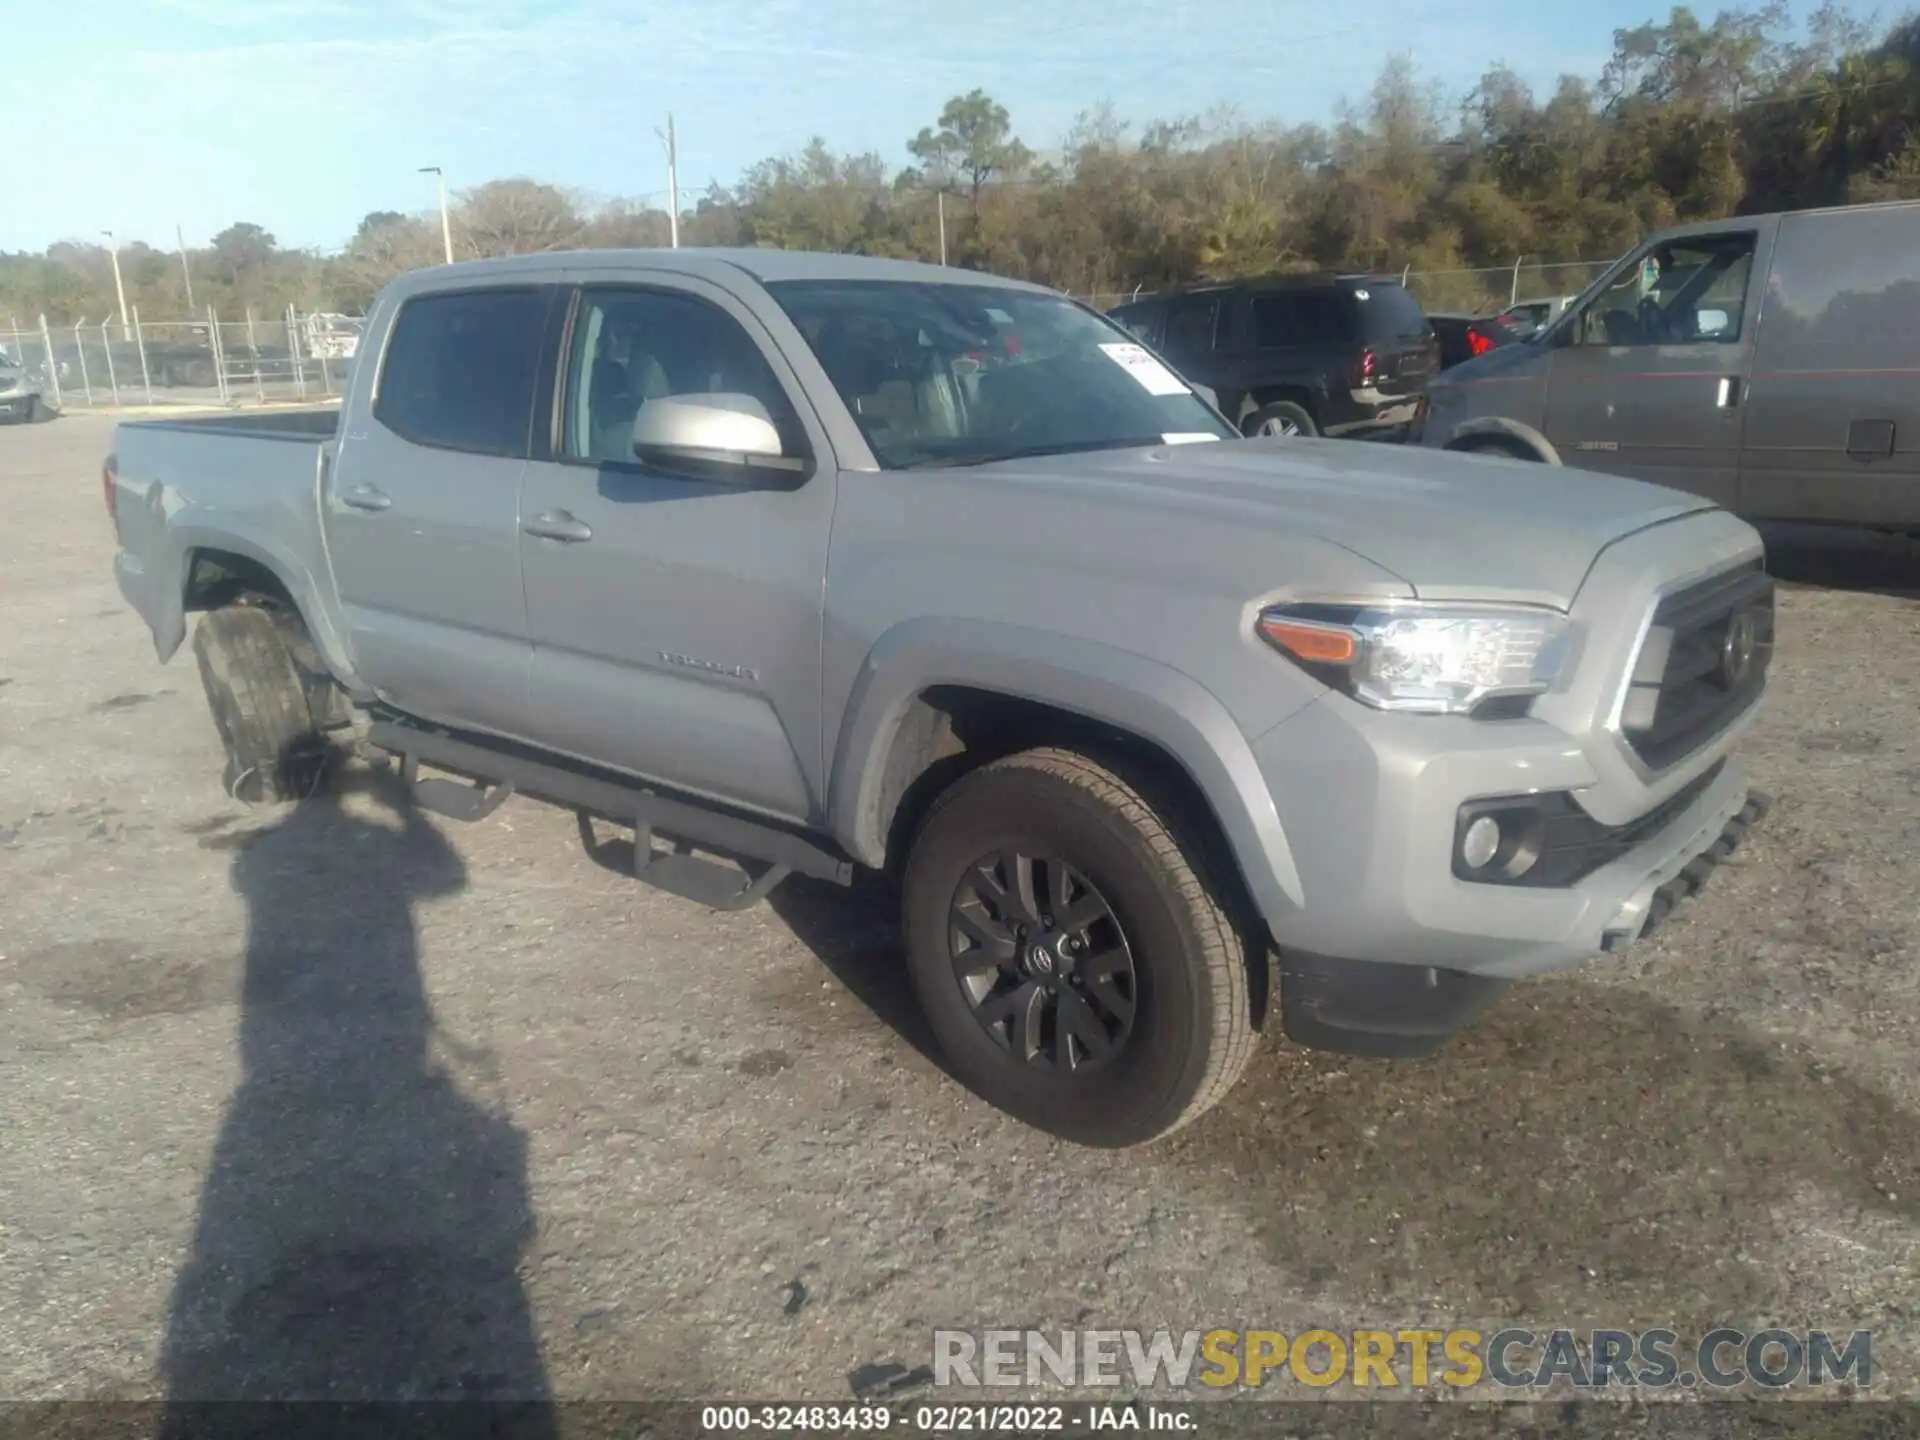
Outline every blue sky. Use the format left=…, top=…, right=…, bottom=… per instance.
left=12, top=0, right=1692, bottom=254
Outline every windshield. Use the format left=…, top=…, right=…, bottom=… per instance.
left=764, top=280, right=1234, bottom=469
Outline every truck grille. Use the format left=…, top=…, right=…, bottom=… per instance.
left=1619, top=560, right=1773, bottom=772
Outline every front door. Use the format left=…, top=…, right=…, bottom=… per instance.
left=516, top=280, right=836, bottom=824
left=1158, top=293, right=1224, bottom=393
left=1540, top=230, right=1762, bottom=508
left=324, top=284, right=555, bottom=740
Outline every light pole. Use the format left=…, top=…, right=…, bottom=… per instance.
left=176, top=224, right=195, bottom=308
left=419, top=166, right=454, bottom=264
left=101, top=231, right=131, bottom=340
left=655, top=116, right=680, bottom=248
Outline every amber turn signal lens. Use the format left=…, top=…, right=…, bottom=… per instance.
left=1258, top=617, right=1357, bottom=665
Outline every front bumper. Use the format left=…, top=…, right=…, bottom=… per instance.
left=1270, top=782, right=1767, bottom=1057
left=1321, top=391, right=1425, bottom=443
left=1251, top=691, right=1761, bottom=977
left=0, top=389, right=39, bottom=421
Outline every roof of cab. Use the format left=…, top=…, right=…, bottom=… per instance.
left=389, top=247, right=1059, bottom=296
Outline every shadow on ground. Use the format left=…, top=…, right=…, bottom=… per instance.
left=155, top=764, right=555, bottom=1427
left=765, top=870, right=957, bottom=1078
left=1759, top=522, right=1920, bottom=599
left=1176, top=978, right=1920, bottom=1329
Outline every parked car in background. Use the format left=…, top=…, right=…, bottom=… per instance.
left=1109, top=274, right=1438, bottom=440
left=0, top=346, right=48, bottom=423
left=1426, top=312, right=1523, bottom=369
left=105, top=248, right=1771, bottom=1147
left=1420, top=199, right=1920, bottom=531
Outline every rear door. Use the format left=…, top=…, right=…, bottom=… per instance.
left=1539, top=228, right=1766, bottom=507
left=1350, top=281, right=1438, bottom=402
left=1739, top=206, right=1920, bottom=526
left=325, top=284, right=556, bottom=740
left=515, top=278, right=835, bottom=823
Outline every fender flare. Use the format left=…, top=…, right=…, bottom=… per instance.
left=155, top=525, right=365, bottom=692
left=826, top=618, right=1306, bottom=931
left=1442, top=415, right=1562, bottom=465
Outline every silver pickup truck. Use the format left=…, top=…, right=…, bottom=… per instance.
left=106, top=249, right=1774, bottom=1147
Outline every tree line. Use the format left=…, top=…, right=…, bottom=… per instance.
left=4, top=3, right=1915, bottom=327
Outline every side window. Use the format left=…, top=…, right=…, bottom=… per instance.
left=1573, top=236, right=1757, bottom=348
left=1110, top=306, right=1159, bottom=344
left=1252, top=296, right=1300, bottom=347
left=562, top=288, right=800, bottom=464
left=374, top=288, right=547, bottom=455
left=1162, top=298, right=1219, bottom=358
left=1252, top=292, right=1349, bottom=346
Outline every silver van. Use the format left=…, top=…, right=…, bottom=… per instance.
left=1420, top=200, right=1920, bottom=531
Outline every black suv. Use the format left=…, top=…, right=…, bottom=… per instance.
left=1109, top=274, right=1438, bottom=440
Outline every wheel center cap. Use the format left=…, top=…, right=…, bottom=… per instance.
left=1027, top=942, right=1056, bottom=975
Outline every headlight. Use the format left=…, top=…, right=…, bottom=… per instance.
left=1258, top=601, right=1570, bottom=716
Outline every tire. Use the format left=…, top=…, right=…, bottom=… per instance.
left=1242, top=401, right=1317, bottom=439
left=901, top=747, right=1263, bottom=1147
left=191, top=603, right=332, bottom=805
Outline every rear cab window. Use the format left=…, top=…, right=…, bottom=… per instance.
left=374, top=287, right=549, bottom=456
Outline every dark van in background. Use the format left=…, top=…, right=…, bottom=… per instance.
left=1109, top=274, right=1437, bottom=440
left=1420, top=199, right=1920, bottom=532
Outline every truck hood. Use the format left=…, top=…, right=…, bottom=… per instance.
left=973, top=437, right=1717, bottom=610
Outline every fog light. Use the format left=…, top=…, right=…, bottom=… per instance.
left=1461, top=815, right=1501, bottom=870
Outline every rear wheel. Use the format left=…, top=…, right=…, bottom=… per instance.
left=191, top=603, right=337, bottom=804
left=901, top=747, right=1263, bottom=1147
left=1242, top=401, right=1317, bottom=439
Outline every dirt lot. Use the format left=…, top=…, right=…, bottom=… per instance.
left=4, top=412, right=1919, bottom=1413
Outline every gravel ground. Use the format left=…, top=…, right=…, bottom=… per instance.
left=3, top=413, right=1918, bottom=1419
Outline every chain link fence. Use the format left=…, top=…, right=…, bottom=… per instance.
left=1074, top=259, right=1619, bottom=316
left=6, top=260, right=1621, bottom=414
left=1, top=310, right=366, bottom=413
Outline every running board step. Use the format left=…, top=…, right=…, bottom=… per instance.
left=577, top=813, right=790, bottom=911
left=367, top=718, right=853, bottom=910
left=401, top=752, right=515, bottom=822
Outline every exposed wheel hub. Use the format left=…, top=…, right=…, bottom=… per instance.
left=948, top=849, right=1138, bottom=1072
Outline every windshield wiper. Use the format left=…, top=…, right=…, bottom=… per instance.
left=902, top=437, right=1174, bottom=470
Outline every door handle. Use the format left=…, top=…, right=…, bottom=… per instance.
left=1715, top=375, right=1744, bottom=410
left=523, top=509, right=593, bottom=543
left=341, top=484, right=391, bottom=511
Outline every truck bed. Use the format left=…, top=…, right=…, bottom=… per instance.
left=117, top=405, right=341, bottom=443
left=109, top=404, right=344, bottom=671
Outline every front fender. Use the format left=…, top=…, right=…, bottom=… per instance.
left=826, top=618, right=1307, bottom=932
left=1442, top=415, right=1563, bottom=465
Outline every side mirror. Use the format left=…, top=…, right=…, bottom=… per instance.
left=630, top=393, right=807, bottom=482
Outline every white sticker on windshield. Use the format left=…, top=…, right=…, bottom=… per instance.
left=1160, top=432, right=1222, bottom=445
left=1098, top=343, right=1190, bottom=396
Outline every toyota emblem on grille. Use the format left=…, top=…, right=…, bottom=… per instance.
left=1721, top=609, right=1758, bottom=686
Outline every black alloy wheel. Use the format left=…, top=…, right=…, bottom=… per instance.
left=900, top=746, right=1263, bottom=1147
left=948, top=849, right=1137, bottom=1071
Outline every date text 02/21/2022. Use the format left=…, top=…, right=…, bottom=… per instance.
left=699, top=1404, right=1189, bottom=1432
